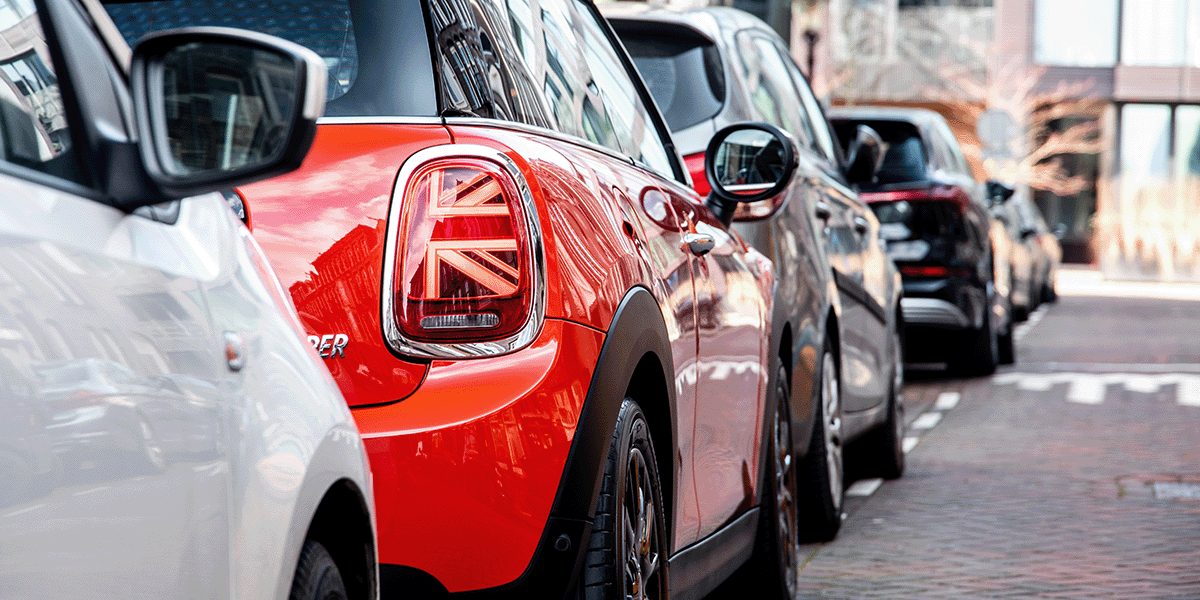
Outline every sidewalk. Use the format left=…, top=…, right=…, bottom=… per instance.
left=1057, top=265, right=1200, bottom=301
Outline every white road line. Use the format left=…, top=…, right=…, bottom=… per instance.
left=1067, top=378, right=1105, bottom=404
left=934, top=391, right=960, bottom=410
left=911, top=412, right=943, bottom=429
left=902, top=436, right=920, bottom=453
left=846, top=478, right=883, bottom=497
left=73, top=486, right=109, bottom=497
left=3, top=504, right=44, bottom=518
left=1178, top=377, right=1200, bottom=406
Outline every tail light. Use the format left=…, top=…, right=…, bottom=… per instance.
left=860, top=185, right=970, bottom=211
left=684, top=151, right=710, bottom=197
left=900, top=265, right=972, bottom=278
left=382, top=145, right=545, bottom=359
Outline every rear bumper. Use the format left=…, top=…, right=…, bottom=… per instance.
left=353, top=319, right=604, bottom=594
left=901, top=297, right=971, bottom=329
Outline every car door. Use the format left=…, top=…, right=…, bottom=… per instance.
left=0, top=0, right=234, bottom=596
left=571, top=4, right=768, bottom=543
left=780, top=42, right=891, bottom=412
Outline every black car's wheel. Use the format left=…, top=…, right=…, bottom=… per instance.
left=580, top=399, right=667, bottom=600
left=997, top=319, right=1016, bottom=365
left=739, top=364, right=799, bottom=598
left=949, top=307, right=998, bottom=376
left=796, top=344, right=844, bottom=542
left=289, top=540, right=348, bottom=600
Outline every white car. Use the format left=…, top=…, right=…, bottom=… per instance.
left=0, top=1, right=376, bottom=598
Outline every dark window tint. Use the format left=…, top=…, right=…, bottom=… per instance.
left=833, top=119, right=928, bottom=184
left=871, top=200, right=965, bottom=241
left=103, top=0, right=437, bottom=118
left=613, top=23, right=724, bottom=132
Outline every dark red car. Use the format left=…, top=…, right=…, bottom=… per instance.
left=105, top=0, right=807, bottom=598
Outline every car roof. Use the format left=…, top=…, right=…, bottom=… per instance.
left=601, top=3, right=776, bottom=41
left=826, top=106, right=947, bottom=130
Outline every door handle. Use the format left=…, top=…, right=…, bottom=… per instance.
left=684, top=232, right=716, bottom=257
left=814, top=201, right=832, bottom=222
left=853, top=216, right=870, bottom=235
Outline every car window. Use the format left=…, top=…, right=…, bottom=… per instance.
left=615, top=22, right=726, bottom=132
left=733, top=32, right=804, bottom=141
left=103, top=0, right=438, bottom=118
left=571, top=0, right=675, bottom=179
left=0, top=2, right=84, bottom=185
left=785, top=53, right=839, bottom=163
left=833, top=119, right=929, bottom=184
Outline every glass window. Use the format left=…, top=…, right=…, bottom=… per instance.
left=832, top=119, right=928, bottom=184
left=786, top=54, right=838, bottom=162
left=1120, top=104, right=1171, bottom=193
left=732, top=32, right=804, bottom=141
left=1173, top=106, right=1200, bottom=178
left=571, top=0, right=674, bottom=178
left=616, top=25, right=726, bottom=133
left=0, top=2, right=83, bottom=185
left=1120, top=0, right=1187, bottom=66
left=1033, top=0, right=1117, bottom=67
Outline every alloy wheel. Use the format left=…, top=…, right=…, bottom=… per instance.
left=821, top=352, right=844, bottom=513
left=773, top=397, right=798, bottom=597
left=623, top=446, right=661, bottom=600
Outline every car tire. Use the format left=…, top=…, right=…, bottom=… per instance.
left=736, top=364, right=799, bottom=599
left=949, top=308, right=998, bottom=376
left=580, top=399, right=667, bottom=600
left=796, top=344, right=844, bottom=542
left=289, top=540, right=348, bottom=600
left=997, top=321, right=1015, bottom=365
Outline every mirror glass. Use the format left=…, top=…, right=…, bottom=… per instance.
left=711, top=128, right=786, bottom=196
left=160, top=41, right=297, bottom=177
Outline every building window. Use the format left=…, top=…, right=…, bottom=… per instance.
left=1033, top=0, right=1117, bottom=67
left=1120, top=0, right=1187, bottom=66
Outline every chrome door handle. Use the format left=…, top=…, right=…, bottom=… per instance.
left=814, top=201, right=832, bottom=221
left=853, top=216, right=870, bottom=234
left=684, top=232, right=716, bottom=257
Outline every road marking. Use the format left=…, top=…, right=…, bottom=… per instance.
left=934, top=392, right=960, bottom=410
left=1013, top=305, right=1049, bottom=342
left=911, top=412, right=943, bottom=429
left=73, top=486, right=109, bottom=497
left=994, top=371, right=1200, bottom=406
left=902, top=436, right=920, bottom=453
left=846, top=478, right=883, bottom=497
left=3, top=504, right=44, bottom=518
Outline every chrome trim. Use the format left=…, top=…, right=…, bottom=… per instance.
left=317, top=116, right=446, bottom=126
left=900, top=297, right=971, bottom=329
left=381, top=144, right=547, bottom=359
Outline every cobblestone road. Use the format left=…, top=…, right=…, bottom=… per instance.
left=791, top=270, right=1200, bottom=599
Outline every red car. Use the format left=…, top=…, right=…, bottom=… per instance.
left=105, top=0, right=803, bottom=597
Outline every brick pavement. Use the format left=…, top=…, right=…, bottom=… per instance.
left=789, top=290, right=1200, bottom=599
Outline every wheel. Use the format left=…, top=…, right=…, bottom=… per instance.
left=289, top=540, right=348, bottom=600
left=737, top=364, right=799, bottom=599
left=852, top=327, right=906, bottom=480
left=580, top=399, right=666, bottom=600
left=796, top=344, right=844, bottom=542
left=997, top=321, right=1015, bottom=365
left=948, top=307, right=998, bottom=376
left=1042, top=280, right=1057, bottom=303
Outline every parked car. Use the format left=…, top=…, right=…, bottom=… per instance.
left=0, top=3, right=376, bottom=599
left=104, top=0, right=804, bottom=598
left=606, top=4, right=907, bottom=570
left=829, top=106, right=1015, bottom=373
left=987, top=181, right=1045, bottom=321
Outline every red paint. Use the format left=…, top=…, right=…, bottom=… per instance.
left=356, top=319, right=602, bottom=592
left=861, top=185, right=971, bottom=212
left=684, top=151, right=710, bottom=197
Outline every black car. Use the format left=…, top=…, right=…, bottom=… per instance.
left=829, top=106, right=1014, bottom=374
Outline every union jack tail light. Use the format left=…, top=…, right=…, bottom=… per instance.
left=383, top=146, right=544, bottom=358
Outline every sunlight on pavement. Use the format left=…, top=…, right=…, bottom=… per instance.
left=1058, top=266, right=1200, bottom=301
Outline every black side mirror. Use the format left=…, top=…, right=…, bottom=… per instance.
left=844, top=124, right=884, bottom=186
left=131, top=27, right=327, bottom=199
left=704, top=122, right=799, bottom=227
left=985, top=180, right=1015, bottom=206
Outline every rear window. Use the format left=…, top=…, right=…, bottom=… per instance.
left=102, top=0, right=436, bottom=118
left=833, top=119, right=928, bottom=184
left=613, top=23, right=724, bottom=132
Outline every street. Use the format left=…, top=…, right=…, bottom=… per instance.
left=793, top=268, right=1200, bottom=598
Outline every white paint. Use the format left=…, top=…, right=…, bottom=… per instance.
left=72, top=486, right=109, bottom=497
left=911, top=412, right=943, bottom=429
left=846, top=478, right=883, bottom=497
left=934, top=391, right=960, bottom=410
left=993, top=371, right=1200, bottom=406
left=1067, top=377, right=1106, bottom=404
left=3, top=504, right=44, bottom=518
left=902, top=437, right=920, bottom=453
left=1152, top=482, right=1200, bottom=499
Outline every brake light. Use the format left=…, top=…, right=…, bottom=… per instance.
left=860, top=185, right=970, bottom=211
left=900, top=265, right=972, bottom=278
left=384, top=147, right=545, bottom=358
left=684, top=152, right=710, bottom=197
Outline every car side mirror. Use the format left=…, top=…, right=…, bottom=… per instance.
left=844, top=124, right=884, bottom=186
left=704, top=122, right=799, bottom=227
left=131, top=27, right=327, bottom=199
left=985, top=180, right=1015, bottom=206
